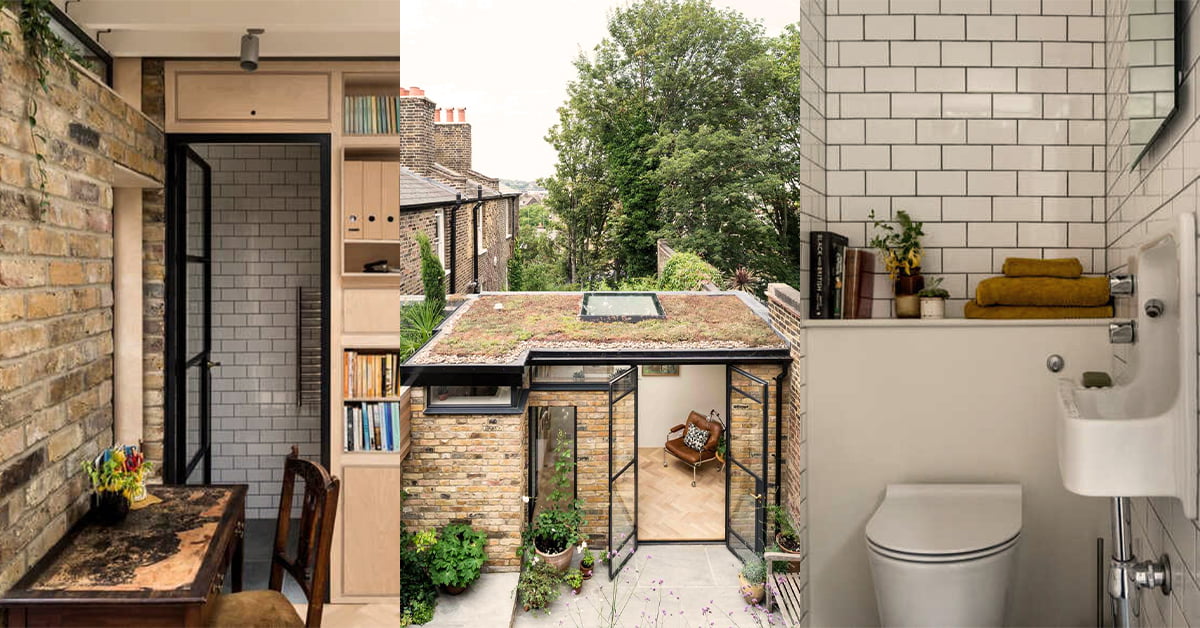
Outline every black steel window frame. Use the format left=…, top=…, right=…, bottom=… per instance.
left=526, top=406, right=579, bottom=523
left=46, top=2, right=114, bottom=86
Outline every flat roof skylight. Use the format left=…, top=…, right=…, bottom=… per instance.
left=580, top=292, right=665, bottom=321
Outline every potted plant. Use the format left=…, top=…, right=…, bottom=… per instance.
left=869, top=210, right=925, bottom=319
left=579, top=546, right=596, bottom=580
left=738, top=557, right=767, bottom=605
left=428, top=522, right=488, bottom=595
left=520, top=431, right=585, bottom=572
left=518, top=559, right=562, bottom=612
left=766, top=504, right=802, bottom=554
left=81, top=445, right=152, bottom=525
left=918, top=277, right=950, bottom=320
left=564, top=567, right=584, bottom=594
left=715, top=432, right=727, bottom=466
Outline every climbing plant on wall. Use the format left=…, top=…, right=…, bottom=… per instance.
left=2, top=0, right=82, bottom=206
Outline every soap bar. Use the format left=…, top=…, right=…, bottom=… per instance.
left=1082, top=371, right=1113, bottom=388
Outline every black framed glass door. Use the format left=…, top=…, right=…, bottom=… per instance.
left=608, top=366, right=638, bottom=578
left=726, top=366, right=769, bottom=562
left=166, top=146, right=214, bottom=484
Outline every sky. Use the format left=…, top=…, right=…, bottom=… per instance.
left=399, top=0, right=801, bottom=182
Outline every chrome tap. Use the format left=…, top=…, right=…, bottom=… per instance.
left=1109, top=321, right=1136, bottom=344
left=1110, top=274, right=1136, bottom=296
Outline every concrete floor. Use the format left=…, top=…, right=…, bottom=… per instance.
left=425, top=571, right=521, bottom=627
left=511, top=544, right=774, bottom=627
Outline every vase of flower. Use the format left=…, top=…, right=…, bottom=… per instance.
left=83, top=445, right=152, bottom=526
left=870, top=210, right=926, bottom=319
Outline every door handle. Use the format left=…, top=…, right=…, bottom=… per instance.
left=750, top=493, right=762, bottom=501
left=206, top=361, right=222, bottom=369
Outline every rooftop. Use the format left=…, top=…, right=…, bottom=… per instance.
left=405, top=292, right=787, bottom=366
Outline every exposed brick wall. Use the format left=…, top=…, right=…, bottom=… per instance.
left=399, top=208, right=438, bottom=295
left=0, top=8, right=164, bottom=589
left=433, top=122, right=471, bottom=174
left=140, top=59, right=166, bottom=470
left=766, top=285, right=807, bottom=549
left=400, top=388, right=526, bottom=571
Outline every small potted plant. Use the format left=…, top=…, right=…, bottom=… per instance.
left=82, top=445, right=151, bottom=525
left=918, top=277, right=950, bottom=320
left=579, top=545, right=595, bottom=580
left=766, top=504, right=802, bottom=574
left=518, top=559, right=562, bottom=612
left=715, top=432, right=727, bottom=466
left=520, top=432, right=584, bottom=573
left=428, top=522, right=488, bottom=595
left=869, top=210, right=925, bottom=319
left=564, top=567, right=584, bottom=595
left=738, top=557, right=767, bottom=605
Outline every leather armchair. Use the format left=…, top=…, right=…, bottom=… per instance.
left=663, top=411, right=724, bottom=486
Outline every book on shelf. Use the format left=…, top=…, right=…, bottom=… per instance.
left=343, top=351, right=400, bottom=398
left=345, top=401, right=406, bottom=452
left=344, top=95, right=401, bottom=135
left=809, top=231, right=848, bottom=319
left=841, top=249, right=877, bottom=319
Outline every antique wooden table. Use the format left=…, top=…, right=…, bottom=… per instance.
left=0, top=485, right=247, bottom=627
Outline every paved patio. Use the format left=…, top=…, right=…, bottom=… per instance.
left=511, top=544, right=776, bottom=628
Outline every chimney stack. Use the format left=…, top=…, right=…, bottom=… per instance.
left=398, top=86, right=434, bottom=172
left=433, top=105, right=472, bottom=173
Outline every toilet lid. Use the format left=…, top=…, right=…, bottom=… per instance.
left=866, top=484, right=1022, bottom=556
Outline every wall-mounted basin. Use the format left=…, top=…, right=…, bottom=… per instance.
left=1056, top=213, right=1197, bottom=518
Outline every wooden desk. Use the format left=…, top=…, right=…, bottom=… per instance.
left=0, top=485, right=247, bottom=627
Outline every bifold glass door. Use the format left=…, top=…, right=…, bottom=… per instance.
left=726, top=366, right=770, bottom=562
left=608, top=366, right=638, bottom=578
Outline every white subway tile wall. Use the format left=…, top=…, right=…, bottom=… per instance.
left=193, top=144, right=323, bottom=519
left=827, top=0, right=1107, bottom=316
left=1106, top=0, right=1200, bottom=624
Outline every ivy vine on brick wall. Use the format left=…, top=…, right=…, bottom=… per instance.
left=2, top=0, right=82, bottom=206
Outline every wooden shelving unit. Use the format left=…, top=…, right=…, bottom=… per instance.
left=333, top=68, right=403, bottom=604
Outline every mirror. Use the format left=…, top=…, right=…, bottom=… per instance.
left=1128, top=0, right=1178, bottom=167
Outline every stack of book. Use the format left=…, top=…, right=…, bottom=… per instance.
left=809, top=231, right=877, bottom=319
left=343, top=351, right=401, bottom=398
left=344, top=96, right=400, bottom=134
left=345, top=402, right=404, bottom=451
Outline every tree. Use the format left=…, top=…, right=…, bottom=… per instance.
left=415, top=232, right=445, bottom=311
left=541, top=0, right=806, bottom=287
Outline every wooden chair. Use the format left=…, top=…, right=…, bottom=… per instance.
left=207, top=446, right=341, bottom=628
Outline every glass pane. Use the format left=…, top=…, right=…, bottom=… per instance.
left=581, top=293, right=663, bottom=317
left=610, top=375, right=635, bottom=473
left=610, top=469, right=636, bottom=560
left=728, top=368, right=767, bottom=556
left=427, top=385, right=513, bottom=406
left=531, top=408, right=576, bottom=520
left=1127, top=1, right=1176, bottom=161
left=186, top=158, right=206, bottom=256
left=185, top=365, right=202, bottom=476
left=186, top=261, right=205, bottom=359
left=531, top=364, right=622, bottom=384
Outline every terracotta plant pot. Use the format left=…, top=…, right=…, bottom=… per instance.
left=580, top=564, right=594, bottom=580
left=920, top=297, right=946, bottom=319
left=738, top=573, right=765, bottom=605
left=92, top=491, right=130, bottom=525
left=571, top=585, right=582, bottom=595
left=535, top=544, right=574, bottom=573
left=442, top=584, right=467, bottom=595
left=894, top=294, right=921, bottom=318
left=775, top=533, right=803, bottom=574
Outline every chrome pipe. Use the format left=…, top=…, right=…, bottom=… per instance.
left=1110, top=497, right=1133, bottom=628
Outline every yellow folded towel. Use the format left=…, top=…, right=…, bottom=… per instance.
left=1002, top=257, right=1083, bottom=278
left=975, top=276, right=1110, bottom=307
left=964, top=301, right=1114, bottom=319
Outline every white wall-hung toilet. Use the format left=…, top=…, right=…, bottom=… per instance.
left=866, top=484, right=1022, bottom=627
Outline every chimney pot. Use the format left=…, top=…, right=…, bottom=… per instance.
left=444, top=108, right=454, bottom=123
left=458, top=107, right=467, bottom=122
left=410, top=86, right=425, bottom=96
left=399, top=87, right=410, bottom=96
left=434, top=108, right=442, bottom=122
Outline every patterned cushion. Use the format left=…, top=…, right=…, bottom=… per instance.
left=682, top=424, right=710, bottom=452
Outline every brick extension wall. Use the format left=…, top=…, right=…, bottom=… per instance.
left=140, top=59, right=167, bottom=471
left=0, top=7, right=164, bottom=589
left=401, top=388, right=527, bottom=571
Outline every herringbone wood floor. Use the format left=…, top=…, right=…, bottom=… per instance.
left=637, top=447, right=725, bottom=541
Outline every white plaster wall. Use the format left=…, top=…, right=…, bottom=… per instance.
left=805, top=320, right=1112, bottom=627
left=636, top=364, right=727, bottom=449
